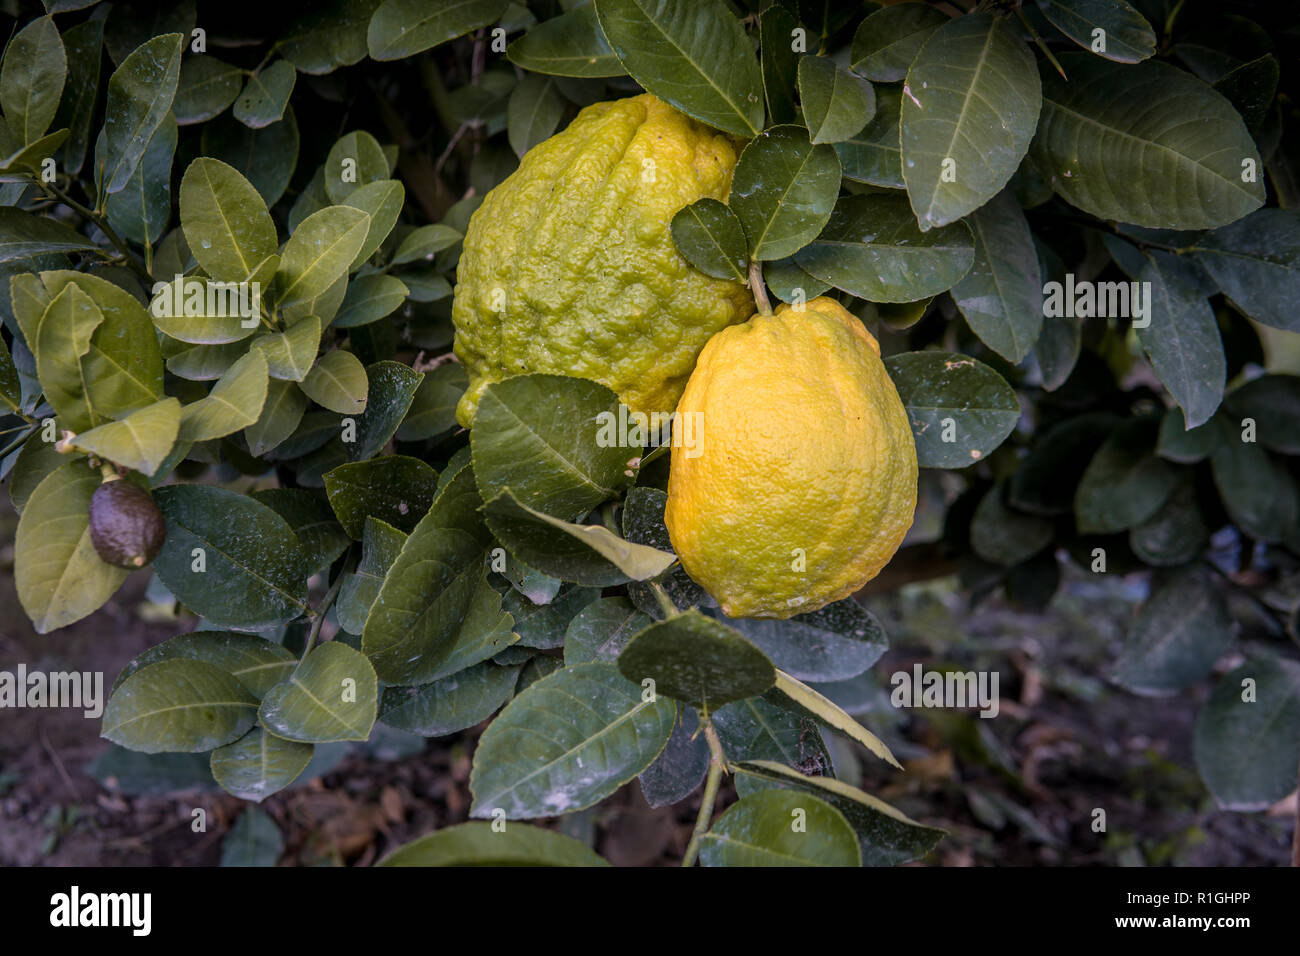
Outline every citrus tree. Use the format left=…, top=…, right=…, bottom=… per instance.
left=2, top=0, right=1297, bottom=866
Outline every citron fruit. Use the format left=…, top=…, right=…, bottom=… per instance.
left=665, top=297, right=917, bottom=619
left=452, top=93, right=753, bottom=426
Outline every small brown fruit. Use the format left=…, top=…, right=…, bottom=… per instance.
left=88, top=479, right=166, bottom=568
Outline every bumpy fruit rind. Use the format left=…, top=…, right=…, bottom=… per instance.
left=452, top=93, right=753, bottom=426
left=665, top=297, right=918, bottom=619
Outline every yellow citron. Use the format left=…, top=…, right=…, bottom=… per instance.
left=665, top=297, right=918, bottom=619
left=452, top=93, right=753, bottom=426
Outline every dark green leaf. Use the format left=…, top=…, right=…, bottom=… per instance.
left=346, top=360, right=423, bottom=461
left=883, top=351, right=1019, bottom=468
left=52, top=17, right=102, bottom=174
left=174, top=55, right=243, bottom=125
left=1036, top=0, right=1156, bottom=64
left=901, top=14, right=1041, bottom=229
left=593, top=0, right=764, bottom=137
left=96, top=33, right=184, bottom=195
left=564, top=597, right=652, bottom=665
left=105, top=112, right=176, bottom=247
left=324, top=454, right=439, bottom=537
left=1194, top=657, right=1300, bottom=810
left=834, top=85, right=903, bottom=188
left=670, top=198, right=748, bottom=283
left=102, top=659, right=257, bottom=753
left=699, top=789, right=860, bottom=866
left=380, top=821, right=609, bottom=866
left=368, top=0, right=507, bottom=61
left=232, top=60, right=295, bottom=129
left=759, top=5, right=798, bottom=125
left=798, top=55, right=874, bottom=145
left=210, top=727, right=313, bottom=802
left=1189, top=209, right=1300, bottom=333
left=729, top=125, right=840, bottom=261
left=396, top=363, right=465, bottom=441
left=970, top=483, right=1054, bottom=565
left=1074, top=418, right=1177, bottom=534
left=469, top=661, right=675, bottom=818
left=850, top=3, right=948, bottom=83
left=507, top=7, right=623, bottom=78
left=1, top=15, right=67, bottom=146
left=379, top=661, right=520, bottom=736
left=154, top=483, right=310, bottom=629
left=1113, top=566, right=1232, bottom=694
left=258, top=641, right=378, bottom=743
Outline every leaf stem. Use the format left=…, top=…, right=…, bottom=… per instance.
left=748, top=260, right=773, bottom=316
left=648, top=580, right=678, bottom=618
left=1016, top=8, right=1067, bottom=81
left=303, top=560, right=350, bottom=656
left=681, top=717, right=728, bottom=867
left=34, top=177, right=153, bottom=283
left=0, top=422, right=37, bottom=459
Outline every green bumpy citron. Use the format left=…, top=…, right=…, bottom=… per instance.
left=451, top=94, right=753, bottom=426
left=665, top=298, right=918, bottom=619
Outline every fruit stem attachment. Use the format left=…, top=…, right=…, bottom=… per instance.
left=681, top=718, right=728, bottom=867
left=98, top=461, right=120, bottom=482
left=748, top=260, right=773, bottom=317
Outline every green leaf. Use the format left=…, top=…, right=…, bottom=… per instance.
left=771, top=669, right=901, bottom=769
left=1188, top=209, right=1300, bottom=333
left=379, top=661, right=520, bottom=736
left=275, top=206, right=370, bottom=310
left=718, top=599, right=889, bottom=684
left=1129, top=475, right=1207, bottom=567
left=200, top=107, right=300, bottom=207
left=469, top=661, right=675, bottom=819
left=1211, top=431, right=1298, bottom=544
left=111, top=631, right=297, bottom=699
left=149, top=276, right=260, bottom=345
left=1194, top=657, right=1300, bottom=811
left=258, top=641, right=378, bottom=743
left=1032, top=54, right=1264, bottom=229
left=950, top=189, right=1043, bottom=363
left=35, top=282, right=105, bottom=431
left=617, top=609, right=775, bottom=709
left=850, top=3, right=948, bottom=83
left=244, top=379, right=307, bottom=457
left=179, top=157, right=278, bottom=283
left=178, top=350, right=269, bottom=442
left=154, top=483, right=310, bottom=629
left=15, top=461, right=128, bottom=633
left=1009, top=412, right=1120, bottom=514
left=232, top=60, right=296, bottom=129
left=342, top=179, right=404, bottom=270
left=367, top=0, right=507, bottom=61
left=380, top=821, right=610, bottom=866
left=0, top=336, right=20, bottom=413
left=51, top=16, right=101, bottom=174
left=713, top=696, right=832, bottom=793
left=1, top=15, right=67, bottom=146
left=798, top=55, right=874, bottom=146
left=729, top=125, right=841, bottom=261
left=699, top=789, right=861, bottom=866
left=472, top=374, right=632, bottom=522
left=1074, top=418, right=1176, bottom=534
left=833, top=84, right=903, bottom=187
left=334, top=274, right=409, bottom=328
left=1037, top=0, right=1156, bottom=64
left=670, top=198, right=748, bottom=283
left=390, top=224, right=462, bottom=265
left=396, top=362, right=466, bottom=441
left=901, top=14, right=1041, bottom=230
left=508, top=73, right=564, bottom=158
left=795, top=193, right=974, bottom=302
left=1113, top=566, right=1231, bottom=694
left=252, top=315, right=321, bottom=382
left=252, top=488, right=351, bottom=578
left=336, top=516, right=406, bottom=633
left=359, top=467, right=497, bottom=682
left=970, top=482, right=1054, bottom=566
left=96, top=33, right=184, bottom=195
left=345, top=360, right=422, bottom=460
left=279, top=0, right=381, bottom=75
left=324, top=454, right=439, bottom=537
left=300, top=349, right=368, bottom=415
left=102, top=659, right=258, bottom=753
left=763, top=255, right=831, bottom=305
left=173, top=55, right=243, bottom=125
left=593, top=0, right=764, bottom=138
left=882, top=351, right=1019, bottom=468
left=759, top=4, right=799, bottom=125
left=734, top=760, right=945, bottom=866
left=639, top=705, right=709, bottom=807
left=323, top=129, right=388, bottom=203
left=166, top=340, right=246, bottom=381
left=0, top=206, right=97, bottom=262
left=0, top=127, right=69, bottom=175
left=104, top=112, right=176, bottom=247
left=210, top=727, right=313, bottom=802
left=1138, top=252, right=1226, bottom=429
left=219, top=807, right=283, bottom=866
left=564, top=597, right=652, bottom=665
left=70, top=397, right=179, bottom=474
left=507, top=7, right=623, bottom=78
left=483, top=489, right=675, bottom=586
left=1223, top=375, right=1300, bottom=454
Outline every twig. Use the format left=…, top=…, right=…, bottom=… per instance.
left=39, top=722, right=79, bottom=802
left=35, top=178, right=152, bottom=283
left=1016, top=7, right=1067, bottom=81
left=681, top=718, right=728, bottom=867
left=302, top=559, right=350, bottom=656
left=748, top=260, right=773, bottom=316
